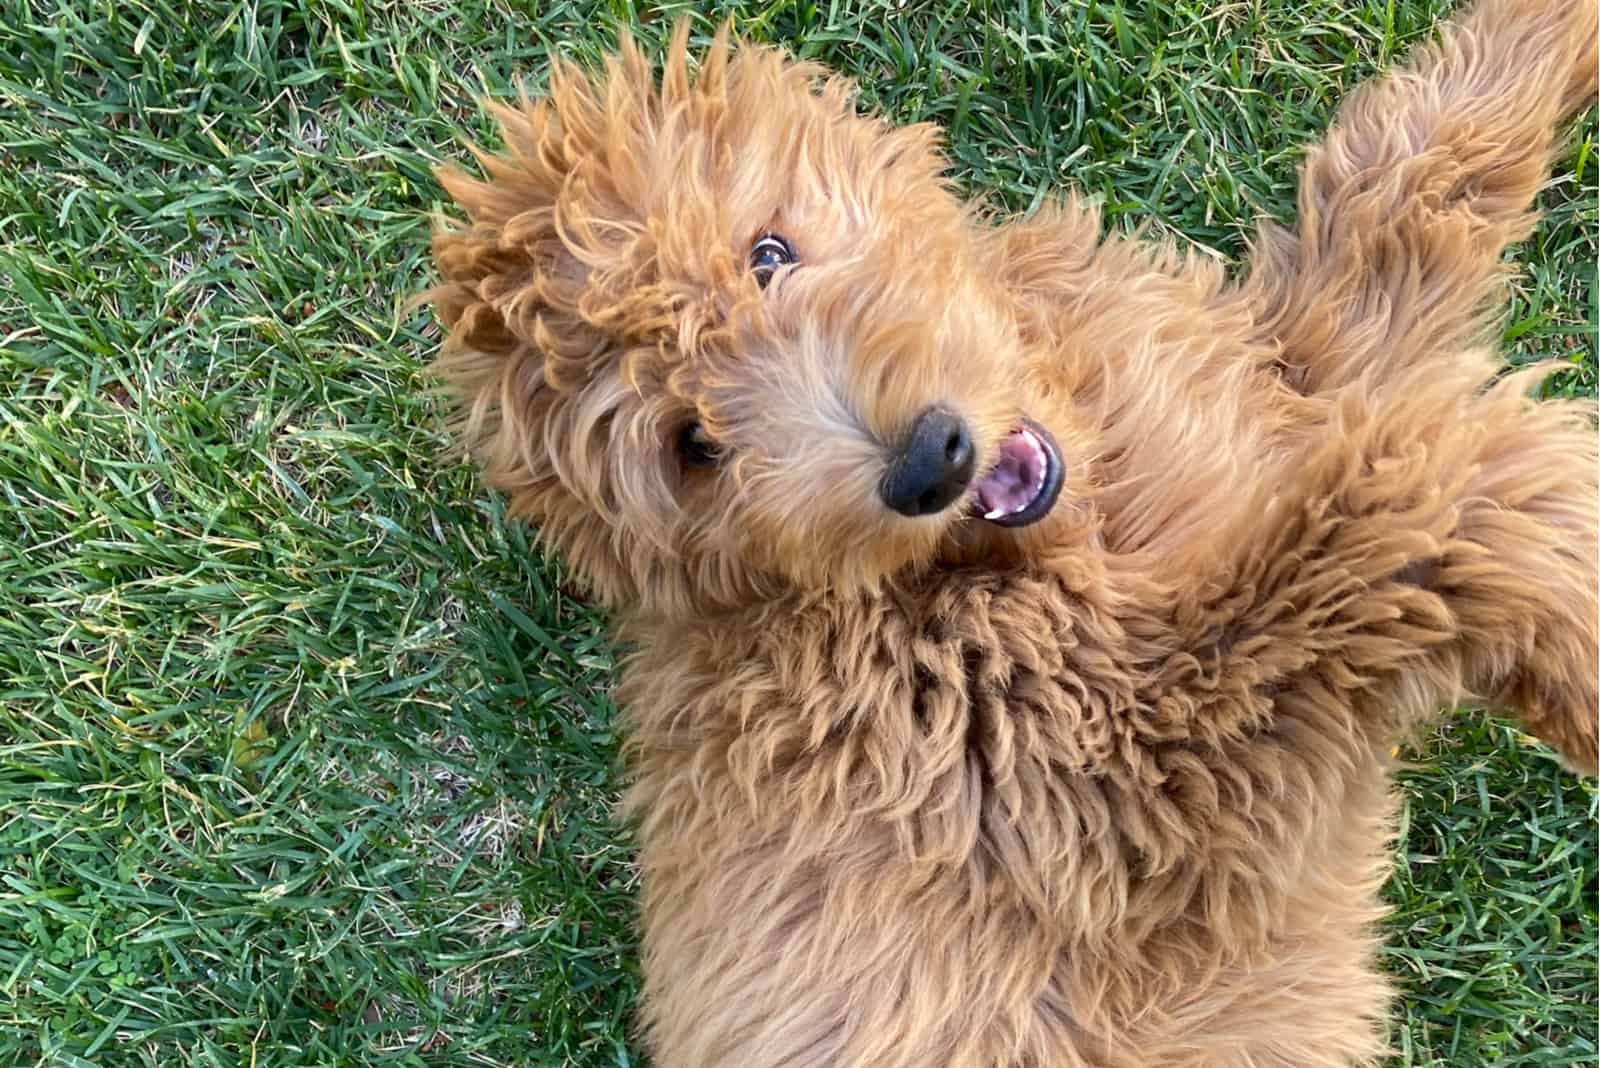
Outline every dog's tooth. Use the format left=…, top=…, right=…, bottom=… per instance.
left=984, top=507, right=1007, bottom=520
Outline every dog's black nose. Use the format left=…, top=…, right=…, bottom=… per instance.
left=880, top=407, right=976, bottom=517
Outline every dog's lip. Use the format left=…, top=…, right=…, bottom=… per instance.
left=969, top=420, right=1064, bottom=528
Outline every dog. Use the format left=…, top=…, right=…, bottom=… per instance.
left=424, top=1, right=1598, bottom=1063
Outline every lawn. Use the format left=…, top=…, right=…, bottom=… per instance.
left=0, top=0, right=1594, bottom=1065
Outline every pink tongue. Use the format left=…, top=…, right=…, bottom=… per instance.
left=973, top=429, right=1045, bottom=517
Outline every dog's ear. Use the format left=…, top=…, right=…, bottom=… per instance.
left=420, top=40, right=663, bottom=604
left=423, top=25, right=743, bottom=614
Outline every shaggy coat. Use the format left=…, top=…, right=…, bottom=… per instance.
left=425, top=0, right=1599, bottom=1064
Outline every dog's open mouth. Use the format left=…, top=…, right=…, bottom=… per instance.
left=970, top=420, right=1064, bottom=527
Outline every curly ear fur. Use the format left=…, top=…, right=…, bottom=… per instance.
left=424, top=26, right=745, bottom=611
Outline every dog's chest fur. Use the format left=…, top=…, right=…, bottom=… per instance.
left=618, top=569, right=1394, bottom=1063
left=620, top=565, right=1384, bottom=935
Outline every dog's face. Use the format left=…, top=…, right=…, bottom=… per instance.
left=429, top=28, right=1088, bottom=614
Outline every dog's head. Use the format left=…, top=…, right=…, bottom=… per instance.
left=428, top=25, right=1095, bottom=616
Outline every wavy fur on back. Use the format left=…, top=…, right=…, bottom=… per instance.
left=425, top=1, right=1599, bottom=1064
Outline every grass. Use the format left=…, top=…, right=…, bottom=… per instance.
left=0, top=0, right=1593, bottom=1064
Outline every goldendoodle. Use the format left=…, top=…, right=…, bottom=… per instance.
left=424, top=0, right=1598, bottom=1063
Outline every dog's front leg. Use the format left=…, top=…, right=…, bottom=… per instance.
left=1237, top=0, right=1597, bottom=395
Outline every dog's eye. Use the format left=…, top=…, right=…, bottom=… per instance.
left=677, top=421, right=720, bottom=468
left=750, top=234, right=796, bottom=289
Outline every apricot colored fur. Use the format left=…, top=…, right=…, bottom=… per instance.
left=424, top=1, right=1599, bottom=1064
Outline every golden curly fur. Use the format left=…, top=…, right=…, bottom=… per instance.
left=424, top=0, right=1599, bottom=1063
